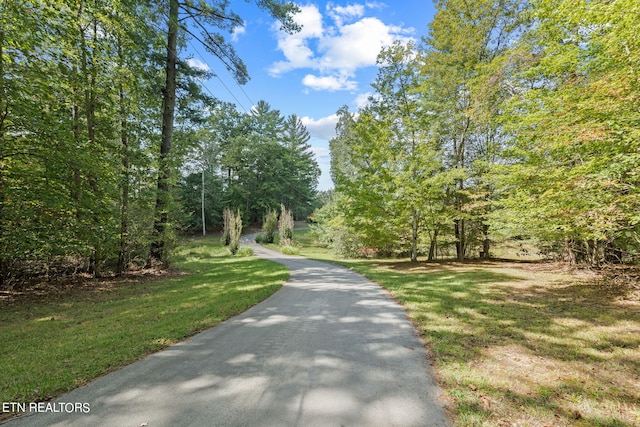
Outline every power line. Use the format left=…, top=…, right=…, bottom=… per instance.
left=187, top=40, right=250, bottom=113
left=150, top=17, right=256, bottom=113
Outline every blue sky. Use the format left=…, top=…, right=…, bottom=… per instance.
left=186, top=1, right=437, bottom=190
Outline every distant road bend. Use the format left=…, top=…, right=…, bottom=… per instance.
left=3, top=235, right=450, bottom=427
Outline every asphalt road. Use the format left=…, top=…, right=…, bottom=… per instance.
left=3, top=237, right=450, bottom=427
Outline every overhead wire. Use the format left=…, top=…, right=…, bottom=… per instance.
left=152, top=16, right=318, bottom=200
left=187, top=40, right=250, bottom=113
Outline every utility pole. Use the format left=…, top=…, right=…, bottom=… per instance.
left=201, top=168, right=206, bottom=236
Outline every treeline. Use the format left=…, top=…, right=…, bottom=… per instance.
left=177, top=100, right=320, bottom=229
left=0, top=0, right=307, bottom=287
left=317, top=0, right=639, bottom=266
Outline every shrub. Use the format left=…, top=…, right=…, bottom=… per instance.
left=262, top=209, right=278, bottom=244
left=235, top=246, right=254, bottom=257
left=229, top=209, right=242, bottom=255
left=280, top=245, right=300, bottom=255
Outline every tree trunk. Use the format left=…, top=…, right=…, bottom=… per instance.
left=455, top=218, right=466, bottom=261
left=563, top=236, right=577, bottom=265
left=428, top=227, right=439, bottom=261
left=0, top=26, right=7, bottom=287
left=117, top=41, right=130, bottom=274
left=410, top=208, right=419, bottom=263
left=80, top=14, right=99, bottom=276
left=149, top=0, right=178, bottom=264
left=481, top=223, right=490, bottom=259
left=201, top=169, right=206, bottom=236
left=605, top=241, right=623, bottom=264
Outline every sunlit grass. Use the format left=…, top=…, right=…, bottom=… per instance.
left=0, top=237, right=288, bottom=411
left=294, top=230, right=640, bottom=426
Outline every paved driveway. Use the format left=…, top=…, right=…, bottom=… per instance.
left=3, top=237, right=450, bottom=426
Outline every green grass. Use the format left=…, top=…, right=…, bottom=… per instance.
left=293, top=230, right=640, bottom=426
left=0, top=237, right=288, bottom=409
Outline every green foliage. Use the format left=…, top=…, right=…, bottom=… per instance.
left=177, top=101, right=320, bottom=226
left=0, top=237, right=287, bottom=404
left=0, top=0, right=302, bottom=287
left=262, top=208, right=279, bottom=244
left=228, top=209, right=243, bottom=255
left=235, top=246, right=254, bottom=257
left=310, top=194, right=365, bottom=258
left=322, top=0, right=639, bottom=265
left=279, top=245, right=300, bottom=255
left=497, top=0, right=640, bottom=265
left=327, top=42, right=460, bottom=261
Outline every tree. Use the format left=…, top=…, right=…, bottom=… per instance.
left=281, top=114, right=320, bottom=218
left=328, top=43, right=452, bottom=261
left=499, top=0, right=640, bottom=265
left=329, top=106, right=358, bottom=186
left=419, top=0, right=524, bottom=260
left=149, top=0, right=301, bottom=264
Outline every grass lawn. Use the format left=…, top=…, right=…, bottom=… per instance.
left=293, top=230, right=640, bottom=426
left=0, top=238, right=288, bottom=417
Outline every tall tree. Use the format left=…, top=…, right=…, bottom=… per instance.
left=149, top=0, right=300, bottom=264
left=499, top=0, right=640, bottom=265
left=369, top=41, right=442, bottom=261
left=330, top=42, right=453, bottom=261
left=282, top=114, right=320, bottom=218
left=419, top=0, right=524, bottom=260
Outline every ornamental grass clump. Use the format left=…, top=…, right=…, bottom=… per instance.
left=221, top=207, right=242, bottom=255
left=278, top=204, right=294, bottom=246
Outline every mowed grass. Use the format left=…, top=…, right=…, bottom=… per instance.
left=295, top=230, right=640, bottom=426
left=0, top=238, right=288, bottom=411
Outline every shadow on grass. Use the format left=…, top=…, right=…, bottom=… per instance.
left=0, top=239, right=289, bottom=408
left=337, top=259, right=640, bottom=426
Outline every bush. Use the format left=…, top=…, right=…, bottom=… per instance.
left=222, top=208, right=243, bottom=255
left=280, top=245, right=300, bottom=255
left=235, top=246, right=254, bottom=257
left=310, top=198, right=364, bottom=258
left=262, top=209, right=278, bottom=244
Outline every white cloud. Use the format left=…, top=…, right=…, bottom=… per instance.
left=318, top=17, right=404, bottom=72
left=310, top=145, right=331, bottom=158
left=269, top=4, right=324, bottom=76
left=354, top=92, right=374, bottom=109
left=302, top=74, right=357, bottom=92
left=327, top=3, right=365, bottom=26
left=301, top=114, right=339, bottom=140
left=186, top=58, right=210, bottom=72
left=231, top=24, right=246, bottom=42
left=269, top=2, right=415, bottom=91
left=365, top=1, right=387, bottom=10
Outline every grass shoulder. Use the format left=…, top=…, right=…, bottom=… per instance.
left=293, top=230, right=640, bottom=427
left=0, top=237, right=288, bottom=417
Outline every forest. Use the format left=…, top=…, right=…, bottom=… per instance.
left=1, top=0, right=639, bottom=288
left=315, top=0, right=640, bottom=266
left=0, top=0, right=317, bottom=286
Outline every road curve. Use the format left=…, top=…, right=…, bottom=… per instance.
left=3, top=236, right=450, bottom=427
